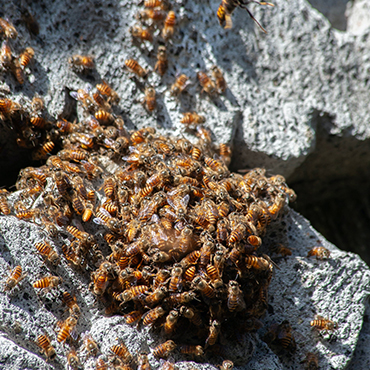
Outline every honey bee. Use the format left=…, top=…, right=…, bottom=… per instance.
left=70, top=87, right=97, bottom=111
left=66, top=349, right=81, bottom=370
left=33, top=276, right=62, bottom=292
left=168, top=265, right=183, bottom=292
left=30, top=116, right=47, bottom=129
left=62, top=291, right=81, bottom=318
left=67, top=225, right=95, bottom=245
left=180, top=306, right=202, bottom=326
left=32, top=141, right=55, bottom=160
left=227, top=224, right=246, bottom=246
left=180, top=112, right=206, bottom=126
left=219, top=143, right=232, bottom=166
left=0, top=189, right=10, bottom=215
left=307, top=246, right=330, bottom=260
left=205, top=320, right=221, bottom=347
left=68, top=54, right=95, bottom=73
left=155, top=46, right=168, bottom=76
left=0, top=40, right=12, bottom=67
left=137, top=353, right=151, bottom=370
left=130, top=25, right=153, bottom=42
left=19, top=47, right=35, bottom=69
left=110, top=340, right=133, bottom=363
left=84, top=333, right=99, bottom=357
left=144, top=0, right=170, bottom=8
left=276, top=320, right=296, bottom=352
left=57, top=315, right=78, bottom=343
left=125, top=59, right=148, bottom=78
left=145, top=286, right=168, bottom=306
left=0, top=18, right=18, bottom=39
left=138, top=192, right=166, bottom=221
left=179, top=344, right=204, bottom=357
left=36, top=333, right=56, bottom=361
left=35, top=241, right=60, bottom=265
left=3, top=265, right=27, bottom=292
left=152, top=340, right=176, bottom=359
left=211, top=65, right=227, bottom=93
left=310, top=315, right=338, bottom=331
left=197, top=71, right=217, bottom=96
left=227, top=280, right=246, bottom=312
left=192, top=276, right=215, bottom=298
left=170, top=74, right=189, bottom=96
left=11, top=59, right=25, bottom=84
left=304, top=352, right=319, bottom=370
left=220, top=360, right=234, bottom=370
left=96, top=80, right=120, bottom=104
left=137, top=9, right=167, bottom=21
left=61, top=243, right=84, bottom=268
left=247, top=235, right=262, bottom=248
left=163, top=310, right=179, bottom=334
left=271, top=243, right=292, bottom=256
left=19, top=6, right=39, bottom=36
left=95, top=109, right=114, bottom=125
left=0, top=97, right=19, bottom=117
left=162, top=11, right=176, bottom=40
left=116, top=285, right=149, bottom=303
left=142, top=85, right=156, bottom=112
left=153, top=269, right=171, bottom=289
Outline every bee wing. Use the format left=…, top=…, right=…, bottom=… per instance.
left=69, top=91, right=79, bottom=100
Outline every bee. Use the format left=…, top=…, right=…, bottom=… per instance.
left=162, top=11, right=176, bottom=40
left=56, top=316, right=78, bottom=344
left=170, top=74, right=189, bottom=96
left=247, top=235, right=262, bottom=248
left=271, top=243, right=292, bottom=256
left=192, top=276, right=215, bottom=298
left=220, top=360, right=234, bottom=370
left=96, top=80, right=120, bottom=104
left=205, top=320, right=221, bottom=347
left=307, top=246, right=330, bottom=260
left=61, top=291, right=80, bottom=317
left=155, top=46, right=168, bottom=76
left=304, top=352, right=319, bottom=370
left=125, top=59, right=148, bottom=78
left=67, top=225, right=95, bottom=245
left=35, top=242, right=60, bottom=265
left=0, top=98, right=19, bottom=117
left=228, top=223, right=246, bottom=246
left=145, top=286, right=168, bottom=306
left=11, top=59, right=25, bottom=84
left=67, top=349, right=81, bottom=370
left=0, top=40, right=12, bottom=67
left=32, top=141, right=55, bottom=160
left=180, top=306, right=202, bottom=326
left=310, top=315, right=338, bottom=331
left=137, top=353, right=151, bottom=370
left=0, top=189, right=10, bottom=215
left=130, top=25, right=153, bottom=42
left=19, top=6, right=39, bottom=35
left=211, top=65, right=227, bottom=93
left=144, top=0, right=170, bottom=8
left=84, top=333, right=99, bottom=357
left=142, top=85, right=156, bottom=112
left=110, top=340, right=133, bottom=363
left=68, top=54, right=94, bottom=72
left=36, top=333, right=56, bottom=361
left=116, top=285, right=149, bottom=303
left=0, top=18, right=18, bottom=39
left=227, top=280, right=246, bottom=312
left=138, top=192, right=166, bottom=221
left=94, top=109, right=114, bottom=125
left=160, top=361, right=176, bottom=370
left=275, top=320, right=296, bottom=352
left=30, top=116, right=47, bottom=129
left=61, top=243, right=84, bottom=268
left=164, top=310, right=179, bottom=334
left=152, top=340, right=176, bottom=359
left=137, top=9, right=167, bottom=21
left=33, top=276, right=62, bottom=292
left=3, top=265, right=27, bottom=292
left=179, top=345, right=204, bottom=357
left=219, top=143, right=232, bottom=165
left=180, top=112, right=206, bottom=126
left=216, top=219, right=229, bottom=242
left=180, top=250, right=201, bottom=269
left=197, top=71, right=217, bottom=96
left=153, top=269, right=171, bottom=289
left=217, top=0, right=272, bottom=32
left=168, top=265, right=183, bottom=293
left=124, top=310, right=143, bottom=324
left=70, top=87, right=97, bottom=111
left=19, top=47, right=35, bottom=69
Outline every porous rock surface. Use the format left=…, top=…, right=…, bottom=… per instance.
left=1, top=0, right=370, bottom=369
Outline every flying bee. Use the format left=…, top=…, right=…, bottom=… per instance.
left=36, top=333, right=56, bottom=361
left=67, top=348, right=81, bottom=370
left=163, top=310, right=179, bottom=334
left=307, top=246, right=330, bottom=260
left=155, top=45, right=168, bottom=76
left=170, top=74, right=189, bottom=96
left=211, top=65, right=227, bottom=93
left=68, top=54, right=94, bottom=73
left=62, top=291, right=81, bottom=317
left=310, top=315, right=338, bottom=332
left=162, top=11, right=176, bottom=40
left=153, top=340, right=176, bottom=359
left=192, top=276, right=215, bottom=298
left=227, top=280, right=246, bottom=312
left=0, top=17, right=18, bottom=39
left=35, top=242, right=60, bottom=265
left=83, top=333, right=99, bottom=357
left=19, top=6, right=39, bottom=35
left=96, top=80, right=120, bottom=104
left=57, top=315, right=78, bottom=343
left=217, top=0, right=273, bottom=32
left=142, top=85, right=156, bottom=112
left=3, top=265, right=27, bottom=292
left=0, top=40, right=12, bottom=67
left=32, top=141, right=55, bottom=161
left=197, top=71, right=217, bottom=96
left=19, top=47, right=34, bottom=69
left=180, top=112, right=206, bottom=126
left=33, top=276, right=62, bottom=292
left=125, top=59, right=148, bottom=78
left=179, top=344, right=204, bottom=357
left=303, top=352, right=319, bottom=370
left=130, top=25, right=153, bottom=42
left=271, top=243, right=292, bottom=256
left=110, top=340, right=133, bottom=363
left=205, top=320, right=221, bottom=347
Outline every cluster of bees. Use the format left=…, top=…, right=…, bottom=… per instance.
left=0, top=1, right=337, bottom=370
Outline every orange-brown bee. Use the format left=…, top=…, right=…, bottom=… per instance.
left=145, top=286, right=168, bottom=306
left=192, top=276, right=215, bottom=298
left=19, top=47, right=35, bottom=69
left=307, top=246, right=330, bottom=260
left=30, top=116, right=47, bottom=129
left=162, top=11, right=176, bottom=40
left=0, top=97, right=19, bottom=116
left=142, top=85, right=156, bottom=112
left=154, top=46, right=168, bottom=76
left=33, top=276, right=62, bottom=291
left=179, top=344, right=204, bottom=356
left=310, top=315, right=338, bottom=331
left=11, top=58, right=25, bottom=84
left=152, top=340, right=176, bottom=359
left=125, top=59, right=148, bottom=78
left=96, top=358, right=109, bottom=370
left=304, top=352, right=319, bottom=370
left=180, top=112, right=206, bottom=126
left=220, top=360, right=234, bottom=370
left=32, top=141, right=55, bottom=161
left=137, top=9, right=167, bottom=21
left=211, top=65, right=227, bottom=93
left=168, top=265, right=183, bottom=292
left=227, top=280, right=246, bottom=312
left=57, top=315, right=78, bottom=343
left=110, top=340, right=133, bottom=363
left=96, top=80, right=120, bottom=104
left=83, top=333, right=99, bottom=357
left=0, top=40, right=12, bottom=67
left=66, top=349, right=80, bottom=370
left=170, top=74, right=189, bottom=96
left=0, top=18, right=18, bottom=39
left=271, top=243, right=292, bottom=256
left=3, top=265, right=27, bottom=292
left=143, top=306, right=166, bottom=326
left=62, top=291, right=81, bottom=317
left=197, top=71, right=217, bottom=96
left=144, top=0, right=170, bottom=8
left=130, top=25, right=153, bottom=42
left=163, top=310, right=179, bottom=334
left=36, top=333, right=56, bottom=361
left=0, top=189, right=10, bottom=215
left=247, top=235, right=262, bottom=248
left=68, top=54, right=95, bottom=72
left=219, top=143, right=232, bottom=165
left=125, top=310, right=143, bottom=324
left=137, top=353, right=151, bottom=370
left=95, top=109, right=114, bottom=124
left=205, top=320, right=221, bottom=347
left=35, top=242, right=60, bottom=265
